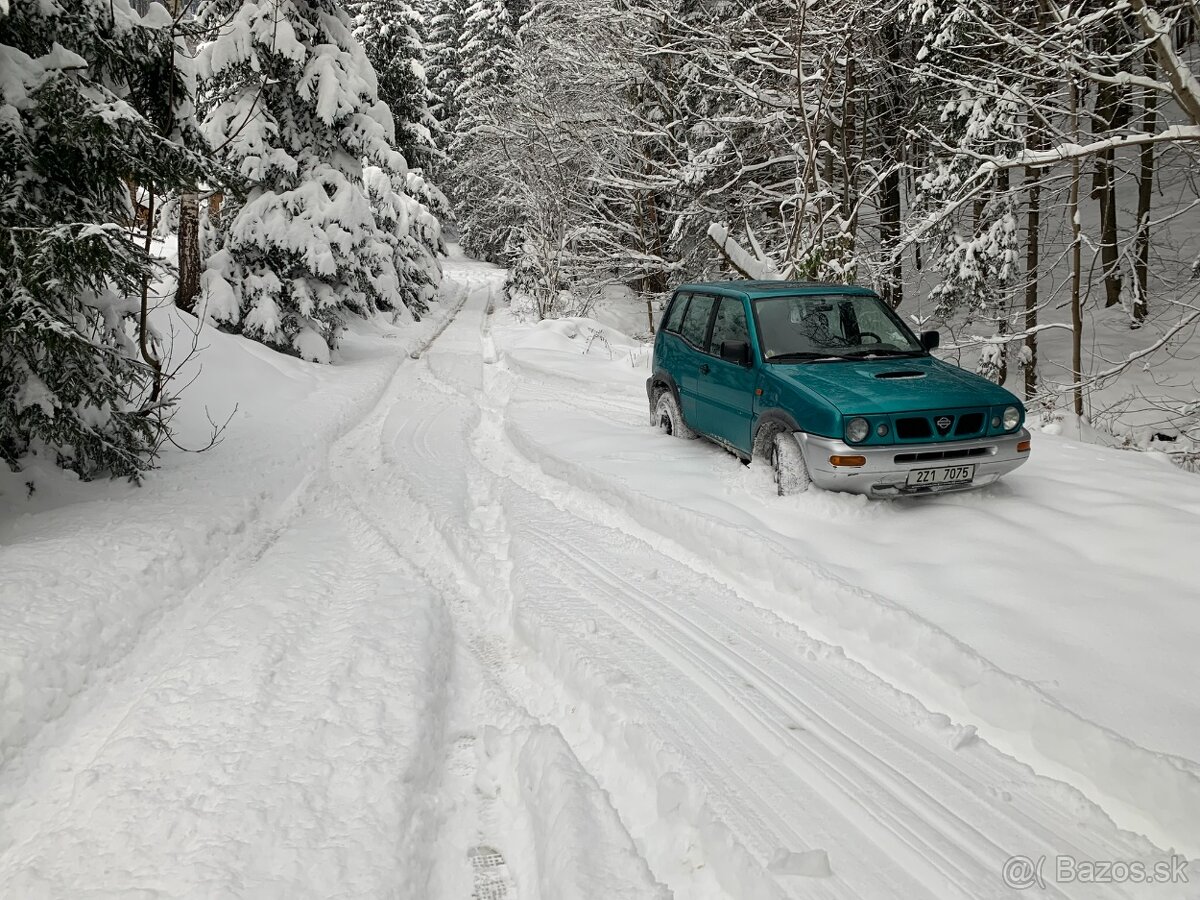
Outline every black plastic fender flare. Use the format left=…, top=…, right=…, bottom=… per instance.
left=647, top=369, right=683, bottom=410
left=751, top=409, right=804, bottom=461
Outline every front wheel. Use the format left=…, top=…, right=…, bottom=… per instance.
left=769, top=431, right=811, bottom=496
left=653, top=390, right=696, bottom=439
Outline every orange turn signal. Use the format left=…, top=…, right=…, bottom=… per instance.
left=829, top=455, right=867, bottom=467
left=1017, top=440, right=1031, bottom=452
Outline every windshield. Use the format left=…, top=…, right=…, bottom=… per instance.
left=752, top=293, right=924, bottom=361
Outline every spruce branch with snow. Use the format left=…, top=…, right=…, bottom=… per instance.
left=0, top=0, right=207, bottom=480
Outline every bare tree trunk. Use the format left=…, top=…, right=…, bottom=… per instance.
left=841, top=54, right=858, bottom=264
left=1133, top=51, right=1157, bottom=326
left=822, top=112, right=836, bottom=252
left=1069, top=79, right=1084, bottom=418
left=176, top=191, right=201, bottom=312
left=1024, top=121, right=1043, bottom=400
left=168, top=0, right=202, bottom=314
left=994, top=170, right=1010, bottom=385
left=879, top=166, right=902, bottom=307
left=1093, top=65, right=1127, bottom=308
left=139, top=183, right=164, bottom=403
left=1095, top=152, right=1122, bottom=308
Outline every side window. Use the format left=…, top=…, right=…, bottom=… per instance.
left=663, top=293, right=690, bottom=334
left=678, top=293, right=716, bottom=348
left=708, top=297, right=749, bottom=355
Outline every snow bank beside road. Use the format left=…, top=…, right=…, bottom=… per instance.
left=0, top=290, right=463, bottom=764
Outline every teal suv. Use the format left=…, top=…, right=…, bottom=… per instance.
left=647, top=281, right=1031, bottom=497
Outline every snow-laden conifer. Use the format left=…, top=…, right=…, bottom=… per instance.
left=351, top=0, right=439, bottom=171
left=424, top=0, right=467, bottom=171
left=449, top=0, right=518, bottom=261
left=0, top=0, right=203, bottom=480
left=196, top=0, right=405, bottom=358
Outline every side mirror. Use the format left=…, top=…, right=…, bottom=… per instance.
left=920, top=330, right=940, bottom=351
left=720, top=339, right=752, bottom=366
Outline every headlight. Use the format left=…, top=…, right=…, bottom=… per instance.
left=846, top=417, right=870, bottom=443
left=1002, top=406, right=1020, bottom=431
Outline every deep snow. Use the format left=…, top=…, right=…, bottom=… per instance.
left=1, top=252, right=1198, bottom=899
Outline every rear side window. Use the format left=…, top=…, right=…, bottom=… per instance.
left=708, top=297, right=749, bottom=354
left=679, top=294, right=716, bottom=348
left=663, top=293, right=690, bottom=333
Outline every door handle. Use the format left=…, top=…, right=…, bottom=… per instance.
left=699, top=363, right=710, bottom=374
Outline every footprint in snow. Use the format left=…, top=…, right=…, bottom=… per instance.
left=470, top=845, right=514, bottom=900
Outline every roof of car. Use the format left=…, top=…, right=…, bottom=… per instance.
left=675, top=280, right=878, bottom=299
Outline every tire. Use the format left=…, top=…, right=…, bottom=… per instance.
left=653, top=389, right=697, bottom=439
left=769, top=431, right=811, bottom=496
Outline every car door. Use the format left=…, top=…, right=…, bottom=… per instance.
left=674, top=292, right=718, bottom=425
left=695, top=296, right=757, bottom=453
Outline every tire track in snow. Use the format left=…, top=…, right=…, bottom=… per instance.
left=461, top=296, right=1191, bottom=898
left=0, top=282, right=472, bottom=778
left=506, top=509, right=1171, bottom=899
left=332, top=264, right=670, bottom=900
left=495, top=371, right=1200, bottom=859
left=0, top=275, right=478, bottom=897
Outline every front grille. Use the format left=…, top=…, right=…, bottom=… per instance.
left=894, top=447, right=992, bottom=464
left=955, top=413, right=985, bottom=436
left=894, top=408, right=988, bottom=442
left=896, top=417, right=933, bottom=439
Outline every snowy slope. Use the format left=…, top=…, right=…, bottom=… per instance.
left=1, top=252, right=1197, bottom=898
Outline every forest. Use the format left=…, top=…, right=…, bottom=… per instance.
left=3, top=0, right=1199, bottom=479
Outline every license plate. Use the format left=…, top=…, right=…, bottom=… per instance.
left=906, top=464, right=976, bottom=487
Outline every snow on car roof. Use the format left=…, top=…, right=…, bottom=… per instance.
left=676, top=280, right=878, bottom=297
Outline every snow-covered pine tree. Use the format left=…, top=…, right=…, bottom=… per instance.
left=423, top=0, right=466, bottom=177
left=0, top=0, right=203, bottom=480
left=449, top=0, right=519, bottom=261
left=195, top=0, right=405, bottom=359
left=362, top=165, right=446, bottom=319
left=351, top=0, right=446, bottom=319
left=351, top=0, right=440, bottom=171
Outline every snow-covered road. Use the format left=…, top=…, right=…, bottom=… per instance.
left=2, top=255, right=1197, bottom=898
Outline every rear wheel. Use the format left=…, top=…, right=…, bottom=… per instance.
left=653, top=390, right=696, bottom=439
left=769, top=431, right=811, bottom=496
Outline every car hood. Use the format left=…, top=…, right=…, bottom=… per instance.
left=771, top=355, right=1019, bottom=414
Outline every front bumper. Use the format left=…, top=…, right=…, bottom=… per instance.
left=796, top=428, right=1031, bottom=497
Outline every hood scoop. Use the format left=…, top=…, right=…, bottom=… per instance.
left=872, top=370, right=926, bottom=380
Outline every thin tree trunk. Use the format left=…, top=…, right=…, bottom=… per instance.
left=1096, top=149, right=1122, bottom=308
left=1091, top=20, right=1127, bottom=309
left=880, top=167, right=901, bottom=307
left=995, top=169, right=1010, bottom=386
left=139, top=183, right=164, bottom=403
left=841, top=54, right=858, bottom=263
left=1069, top=79, right=1084, bottom=418
left=168, top=0, right=202, bottom=314
left=176, top=191, right=201, bottom=312
left=878, top=20, right=903, bottom=308
left=1024, top=123, right=1043, bottom=400
left=1134, top=51, right=1157, bottom=326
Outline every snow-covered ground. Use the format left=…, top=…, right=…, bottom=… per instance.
left=1, top=252, right=1198, bottom=898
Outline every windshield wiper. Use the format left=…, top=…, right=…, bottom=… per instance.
left=767, top=351, right=852, bottom=362
left=840, top=348, right=924, bottom=359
